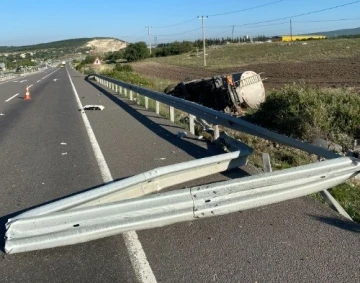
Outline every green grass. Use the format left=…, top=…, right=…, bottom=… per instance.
left=329, top=183, right=360, bottom=222
left=247, top=84, right=360, bottom=149
left=146, top=38, right=360, bottom=69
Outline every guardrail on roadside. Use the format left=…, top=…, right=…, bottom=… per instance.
left=91, top=74, right=339, bottom=159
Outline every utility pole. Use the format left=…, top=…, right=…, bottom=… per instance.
left=146, top=26, right=152, bottom=55
left=198, top=16, right=208, bottom=66
left=154, top=36, right=157, bottom=48
left=232, top=25, right=235, bottom=42
left=290, top=19, right=293, bottom=45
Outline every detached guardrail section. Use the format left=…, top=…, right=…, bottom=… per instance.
left=6, top=156, right=359, bottom=254
left=4, top=73, right=358, bottom=254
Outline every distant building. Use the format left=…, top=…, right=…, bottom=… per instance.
left=271, top=35, right=327, bottom=42
left=93, top=57, right=102, bottom=65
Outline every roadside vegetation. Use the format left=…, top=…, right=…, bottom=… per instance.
left=73, top=37, right=360, bottom=223
left=148, top=38, right=360, bottom=68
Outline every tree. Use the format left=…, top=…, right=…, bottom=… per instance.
left=104, top=50, right=124, bottom=62
left=123, top=42, right=149, bottom=62
left=83, top=55, right=97, bottom=64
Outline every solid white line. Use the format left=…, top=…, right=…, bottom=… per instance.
left=65, top=67, right=157, bottom=283
left=5, top=93, right=19, bottom=102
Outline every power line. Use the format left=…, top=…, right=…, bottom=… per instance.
left=207, top=21, right=288, bottom=29
left=151, top=0, right=286, bottom=29
left=214, top=28, right=232, bottom=37
left=208, top=0, right=286, bottom=17
left=153, top=28, right=201, bottom=37
left=152, top=18, right=197, bottom=29
left=234, top=0, right=360, bottom=27
left=293, top=17, right=360, bottom=23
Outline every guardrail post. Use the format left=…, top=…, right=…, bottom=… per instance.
left=262, top=153, right=272, bottom=173
left=145, top=97, right=149, bottom=109
left=136, top=93, right=141, bottom=105
left=106, top=81, right=109, bottom=88
left=214, top=125, right=220, bottom=140
left=189, top=114, right=195, bottom=135
left=156, top=101, right=160, bottom=115
left=129, top=90, right=133, bottom=101
left=170, top=106, right=175, bottom=123
left=119, top=86, right=123, bottom=95
left=115, top=85, right=118, bottom=92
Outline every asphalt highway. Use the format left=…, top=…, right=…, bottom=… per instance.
left=0, top=65, right=359, bottom=283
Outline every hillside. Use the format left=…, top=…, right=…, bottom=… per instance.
left=310, top=27, right=360, bottom=37
left=0, top=37, right=127, bottom=54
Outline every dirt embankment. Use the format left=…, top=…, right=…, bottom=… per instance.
left=131, top=57, right=360, bottom=91
left=85, top=39, right=126, bottom=54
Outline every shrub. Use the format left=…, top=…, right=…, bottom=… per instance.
left=248, top=84, right=360, bottom=147
left=101, top=70, right=154, bottom=89
left=114, top=63, right=133, bottom=72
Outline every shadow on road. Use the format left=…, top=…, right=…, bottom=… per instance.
left=310, top=215, right=360, bottom=233
left=84, top=77, right=250, bottom=179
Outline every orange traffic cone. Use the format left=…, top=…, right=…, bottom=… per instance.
left=24, top=86, right=31, bottom=100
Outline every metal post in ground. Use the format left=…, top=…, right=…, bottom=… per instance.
left=170, top=106, right=175, bottom=122
left=156, top=101, right=160, bottom=114
left=214, top=125, right=220, bottom=140
left=189, top=114, right=195, bottom=135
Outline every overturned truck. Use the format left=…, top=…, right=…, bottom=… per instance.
left=164, top=71, right=265, bottom=115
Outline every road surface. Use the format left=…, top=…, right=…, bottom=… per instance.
left=0, top=66, right=359, bottom=283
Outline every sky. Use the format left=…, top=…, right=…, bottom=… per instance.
left=2, top=0, right=360, bottom=46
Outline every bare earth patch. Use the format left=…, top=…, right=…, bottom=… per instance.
left=131, top=57, right=360, bottom=92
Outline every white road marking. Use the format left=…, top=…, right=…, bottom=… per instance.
left=5, top=93, right=19, bottom=102
left=41, top=69, right=58, bottom=80
left=37, top=80, right=41, bottom=83
left=28, top=84, right=33, bottom=88
left=66, top=67, right=157, bottom=283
